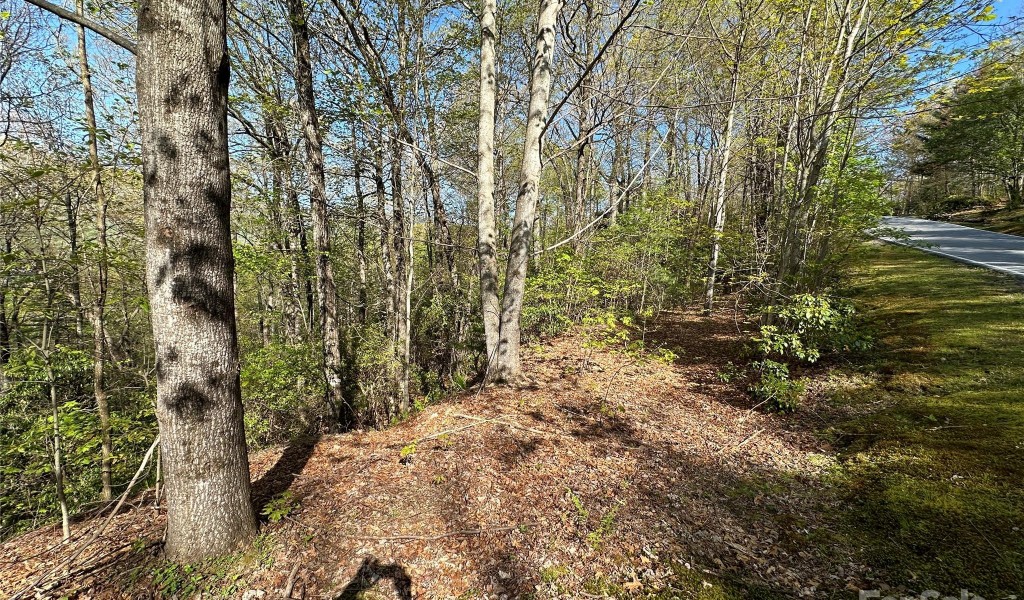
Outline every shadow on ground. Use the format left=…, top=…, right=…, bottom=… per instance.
left=336, top=557, right=413, bottom=600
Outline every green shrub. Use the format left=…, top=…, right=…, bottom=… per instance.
left=749, top=359, right=805, bottom=412
left=240, top=342, right=325, bottom=448
left=0, top=345, right=158, bottom=539
left=756, top=293, right=867, bottom=362
left=523, top=192, right=700, bottom=341
left=747, top=294, right=867, bottom=411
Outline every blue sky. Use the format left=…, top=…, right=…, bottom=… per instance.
left=994, top=0, right=1023, bottom=18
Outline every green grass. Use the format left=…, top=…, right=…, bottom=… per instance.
left=830, top=243, right=1024, bottom=595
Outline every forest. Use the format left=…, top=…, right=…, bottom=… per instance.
left=1, top=0, right=1023, bottom=596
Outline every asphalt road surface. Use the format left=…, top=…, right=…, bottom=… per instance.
left=879, top=216, right=1024, bottom=279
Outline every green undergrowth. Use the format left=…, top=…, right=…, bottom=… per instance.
left=122, top=532, right=278, bottom=597
left=825, top=243, right=1024, bottom=596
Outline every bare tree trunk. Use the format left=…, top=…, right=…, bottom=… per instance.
left=38, top=249, right=71, bottom=542
left=137, top=0, right=257, bottom=561
left=76, top=0, right=112, bottom=502
left=353, top=132, right=369, bottom=325
left=1007, top=175, right=1023, bottom=209
left=493, top=0, right=562, bottom=382
left=704, top=102, right=737, bottom=313
left=608, top=130, right=624, bottom=226
left=48, top=358, right=71, bottom=542
left=476, top=0, right=500, bottom=364
left=372, top=143, right=399, bottom=418
left=704, top=28, right=744, bottom=313
left=778, top=0, right=868, bottom=284
left=374, top=143, right=396, bottom=328
left=391, top=135, right=411, bottom=411
left=266, top=116, right=306, bottom=340
left=63, top=192, right=85, bottom=337
left=285, top=0, right=348, bottom=426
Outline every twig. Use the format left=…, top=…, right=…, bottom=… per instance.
left=410, top=416, right=506, bottom=445
left=454, top=413, right=550, bottom=437
left=965, top=516, right=1005, bottom=561
left=718, top=429, right=765, bottom=455
left=601, top=359, right=641, bottom=405
left=284, top=516, right=520, bottom=543
left=347, top=525, right=520, bottom=542
left=282, top=563, right=301, bottom=599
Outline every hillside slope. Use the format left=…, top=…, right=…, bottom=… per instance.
left=0, top=313, right=851, bottom=599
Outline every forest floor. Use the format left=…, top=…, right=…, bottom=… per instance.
left=946, top=203, right=1024, bottom=236
left=2, top=243, right=1023, bottom=599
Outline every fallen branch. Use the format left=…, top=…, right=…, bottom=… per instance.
left=411, top=416, right=506, bottom=445
left=281, top=563, right=301, bottom=599
left=347, top=525, right=520, bottom=542
left=454, top=413, right=550, bottom=437
left=285, top=516, right=521, bottom=544
left=11, top=437, right=160, bottom=600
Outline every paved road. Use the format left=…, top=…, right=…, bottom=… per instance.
left=879, top=216, right=1024, bottom=278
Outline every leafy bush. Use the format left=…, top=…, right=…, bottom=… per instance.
left=755, top=294, right=867, bottom=362
left=937, top=195, right=998, bottom=214
left=240, top=342, right=325, bottom=448
left=749, top=359, right=805, bottom=412
left=523, top=192, right=701, bottom=339
left=747, top=294, right=868, bottom=411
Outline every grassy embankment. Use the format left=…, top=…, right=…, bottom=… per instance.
left=826, top=242, right=1024, bottom=596
left=948, top=205, right=1024, bottom=236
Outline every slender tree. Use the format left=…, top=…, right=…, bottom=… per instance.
left=476, top=0, right=500, bottom=363
left=285, top=0, right=349, bottom=425
left=74, top=0, right=113, bottom=502
left=493, top=0, right=563, bottom=382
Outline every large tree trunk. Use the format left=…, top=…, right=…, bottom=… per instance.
left=476, top=0, right=500, bottom=364
left=75, top=0, right=113, bottom=502
left=285, top=0, right=349, bottom=426
left=137, top=0, right=257, bottom=562
left=493, top=0, right=562, bottom=383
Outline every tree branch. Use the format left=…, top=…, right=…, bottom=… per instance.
left=23, top=0, right=137, bottom=55
left=542, top=0, right=644, bottom=137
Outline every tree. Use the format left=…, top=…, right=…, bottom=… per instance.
left=476, top=0, right=500, bottom=364
left=73, top=0, right=114, bottom=503
left=493, top=0, right=564, bottom=383
left=285, top=0, right=350, bottom=425
left=137, top=0, right=257, bottom=560
left=921, top=57, right=1024, bottom=208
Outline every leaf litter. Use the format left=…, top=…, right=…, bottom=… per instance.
left=0, top=311, right=871, bottom=598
